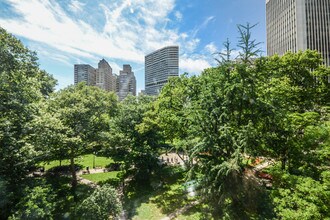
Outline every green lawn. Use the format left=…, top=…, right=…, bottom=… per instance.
left=42, top=154, right=114, bottom=170
left=126, top=167, right=206, bottom=220
left=128, top=181, right=204, bottom=220
left=81, top=171, right=120, bottom=183
left=132, top=203, right=167, bottom=220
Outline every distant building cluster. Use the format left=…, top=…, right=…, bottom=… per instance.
left=74, top=59, right=136, bottom=101
left=74, top=46, right=179, bottom=99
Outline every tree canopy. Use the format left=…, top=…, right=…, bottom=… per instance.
left=0, top=27, right=56, bottom=218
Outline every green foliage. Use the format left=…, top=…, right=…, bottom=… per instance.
left=271, top=171, right=330, bottom=219
left=237, top=23, right=262, bottom=63
left=152, top=75, right=196, bottom=167
left=11, top=185, right=56, bottom=220
left=77, top=184, right=122, bottom=220
left=32, top=83, right=117, bottom=189
left=1, top=24, right=330, bottom=220
left=105, top=95, right=162, bottom=184
left=0, top=27, right=56, bottom=218
left=0, top=27, right=56, bottom=182
left=151, top=23, right=330, bottom=219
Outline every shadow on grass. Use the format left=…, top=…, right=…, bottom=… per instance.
left=24, top=173, right=95, bottom=219
left=176, top=203, right=213, bottom=220
left=152, top=182, right=189, bottom=214
left=124, top=165, right=194, bottom=218
left=47, top=164, right=84, bottom=174
left=124, top=180, right=157, bottom=219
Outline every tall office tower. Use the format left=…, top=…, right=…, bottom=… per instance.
left=266, top=0, right=330, bottom=66
left=145, top=46, right=179, bottom=95
left=74, top=64, right=96, bottom=86
left=117, top=64, right=136, bottom=101
left=96, top=59, right=117, bottom=92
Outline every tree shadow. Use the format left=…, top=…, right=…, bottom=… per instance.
left=123, top=180, right=158, bottom=219
left=152, top=182, right=189, bottom=215
left=40, top=173, right=95, bottom=219
left=123, top=165, right=187, bottom=219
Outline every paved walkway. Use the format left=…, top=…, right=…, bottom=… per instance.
left=77, top=167, right=105, bottom=175
left=252, top=158, right=274, bottom=172
left=159, top=153, right=188, bottom=166
left=77, top=168, right=107, bottom=187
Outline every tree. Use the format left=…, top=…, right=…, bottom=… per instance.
left=34, top=83, right=117, bottom=191
left=237, top=23, right=262, bottom=64
left=183, top=24, right=268, bottom=218
left=271, top=171, right=330, bottom=219
left=255, top=50, right=330, bottom=171
left=152, top=75, right=197, bottom=167
left=77, top=184, right=122, bottom=220
left=0, top=27, right=56, bottom=218
left=10, top=185, right=56, bottom=220
left=105, top=95, right=162, bottom=185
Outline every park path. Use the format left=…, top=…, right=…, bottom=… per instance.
left=253, top=158, right=274, bottom=172
left=77, top=168, right=105, bottom=187
left=77, top=167, right=105, bottom=175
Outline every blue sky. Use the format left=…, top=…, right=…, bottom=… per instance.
left=0, top=0, right=266, bottom=92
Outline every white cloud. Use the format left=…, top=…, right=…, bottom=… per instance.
left=180, top=57, right=211, bottom=74
left=184, top=38, right=200, bottom=53
left=68, top=0, right=85, bottom=13
left=108, top=62, right=122, bottom=75
left=192, top=16, right=215, bottom=38
left=0, top=0, right=217, bottom=89
left=175, top=11, right=183, bottom=21
left=0, top=0, right=186, bottom=64
left=205, top=42, right=218, bottom=54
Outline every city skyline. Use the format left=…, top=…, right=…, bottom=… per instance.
left=74, top=59, right=136, bottom=100
left=0, top=0, right=266, bottom=93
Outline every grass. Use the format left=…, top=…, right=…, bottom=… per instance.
left=41, top=154, right=114, bottom=170
left=125, top=166, right=206, bottom=220
left=130, top=183, right=209, bottom=220
left=132, top=203, right=167, bottom=220
left=81, top=171, right=120, bottom=183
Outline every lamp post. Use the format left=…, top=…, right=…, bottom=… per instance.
left=93, top=151, right=96, bottom=169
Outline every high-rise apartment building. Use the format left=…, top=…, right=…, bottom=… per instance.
left=145, top=46, right=179, bottom=95
left=96, top=59, right=116, bottom=92
left=117, top=64, right=136, bottom=101
left=266, top=0, right=330, bottom=66
left=74, top=64, right=96, bottom=86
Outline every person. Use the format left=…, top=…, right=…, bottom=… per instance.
left=86, top=166, right=90, bottom=174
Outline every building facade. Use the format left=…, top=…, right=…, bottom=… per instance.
left=266, top=0, right=330, bottom=66
left=74, top=64, right=96, bottom=86
left=96, top=59, right=117, bottom=92
left=117, top=64, right=136, bottom=101
left=145, top=46, right=179, bottom=95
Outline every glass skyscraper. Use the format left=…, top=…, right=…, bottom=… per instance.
left=145, top=46, right=179, bottom=95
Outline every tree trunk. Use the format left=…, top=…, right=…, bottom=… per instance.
left=70, top=148, right=77, bottom=200
left=281, top=157, right=286, bottom=170
left=281, top=149, right=288, bottom=170
left=70, top=157, right=77, bottom=187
